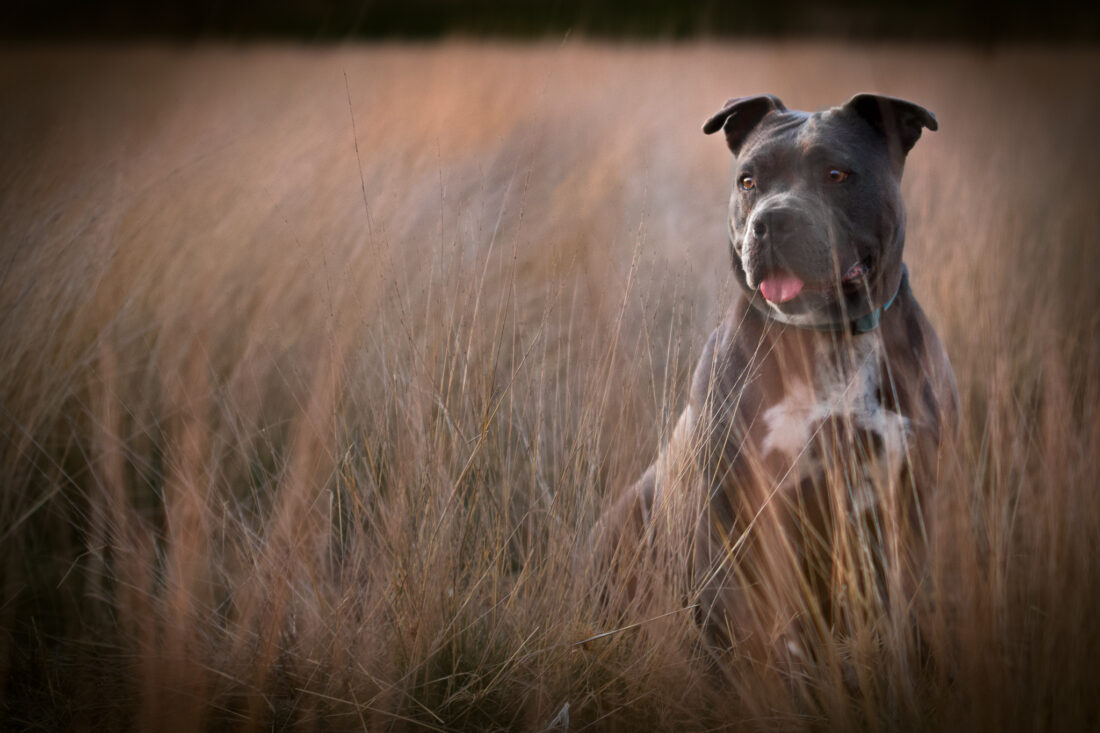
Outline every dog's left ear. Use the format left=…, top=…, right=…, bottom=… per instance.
left=844, top=94, right=938, bottom=157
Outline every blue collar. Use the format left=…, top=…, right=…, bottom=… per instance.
left=817, top=265, right=907, bottom=335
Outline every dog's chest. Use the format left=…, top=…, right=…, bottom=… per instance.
left=759, top=338, right=910, bottom=507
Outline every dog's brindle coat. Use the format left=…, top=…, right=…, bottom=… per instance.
left=597, top=94, right=957, bottom=661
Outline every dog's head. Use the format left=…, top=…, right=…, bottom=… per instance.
left=703, top=94, right=937, bottom=328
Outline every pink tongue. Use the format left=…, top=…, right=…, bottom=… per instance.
left=760, top=273, right=804, bottom=304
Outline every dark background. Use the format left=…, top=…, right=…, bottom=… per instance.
left=3, top=0, right=1098, bottom=42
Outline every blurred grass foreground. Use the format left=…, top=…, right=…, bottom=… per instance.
left=1, top=42, right=1099, bottom=730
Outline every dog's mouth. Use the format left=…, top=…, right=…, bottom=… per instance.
left=759, top=260, right=869, bottom=304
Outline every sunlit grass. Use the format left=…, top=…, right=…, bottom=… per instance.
left=1, top=41, right=1098, bottom=730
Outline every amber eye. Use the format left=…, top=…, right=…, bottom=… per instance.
left=739, top=174, right=756, bottom=191
left=827, top=169, right=850, bottom=183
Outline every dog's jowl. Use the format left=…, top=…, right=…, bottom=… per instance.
left=596, top=94, right=958, bottom=664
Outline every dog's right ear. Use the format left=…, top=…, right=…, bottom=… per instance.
left=702, top=95, right=786, bottom=155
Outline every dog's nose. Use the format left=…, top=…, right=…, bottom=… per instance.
left=751, top=209, right=797, bottom=243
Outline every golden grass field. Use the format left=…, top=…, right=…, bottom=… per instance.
left=1, top=42, right=1099, bottom=730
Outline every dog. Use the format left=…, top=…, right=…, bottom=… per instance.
left=594, top=94, right=958, bottom=665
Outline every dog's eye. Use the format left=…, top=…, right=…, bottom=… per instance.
left=826, top=169, right=850, bottom=183
left=739, top=174, right=756, bottom=191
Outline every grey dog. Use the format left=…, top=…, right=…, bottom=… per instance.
left=596, top=94, right=958, bottom=663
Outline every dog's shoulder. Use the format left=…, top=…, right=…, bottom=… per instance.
left=688, top=300, right=767, bottom=413
left=882, top=287, right=959, bottom=441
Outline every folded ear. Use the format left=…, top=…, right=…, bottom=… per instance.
left=844, top=94, right=938, bottom=157
left=702, top=94, right=786, bottom=155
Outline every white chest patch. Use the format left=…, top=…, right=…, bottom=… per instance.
left=760, top=337, right=911, bottom=505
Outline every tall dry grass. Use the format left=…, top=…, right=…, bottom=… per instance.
left=1, top=42, right=1098, bottom=730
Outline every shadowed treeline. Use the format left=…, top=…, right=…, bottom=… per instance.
left=3, top=0, right=1098, bottom=42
